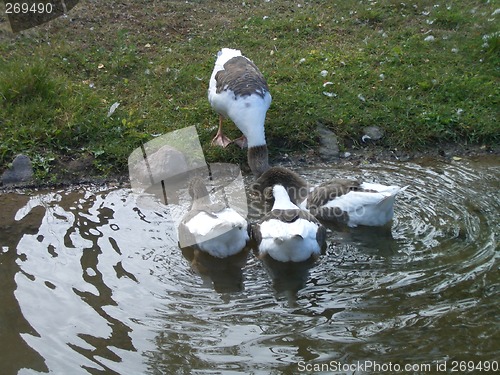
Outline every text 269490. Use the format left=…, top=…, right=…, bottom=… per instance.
left=450, top=361, right=498, bottom=372
left=5, top=2, right=54, bottom=14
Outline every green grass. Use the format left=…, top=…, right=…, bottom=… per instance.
left=0, top=0, right=498, bottom=180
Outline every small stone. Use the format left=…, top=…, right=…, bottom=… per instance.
left=316, top=124, right=340, bottom=160
left=1, top=154, right=34, bottom=185
left=362, top=126, right=384, bottom=142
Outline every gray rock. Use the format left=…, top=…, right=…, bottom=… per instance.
left=362, top=126, right=384, bottom=142
left=1, top=154, right=34, bottom=185
left=316, top=123, right=340, bottom=160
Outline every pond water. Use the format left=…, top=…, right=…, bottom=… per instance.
left=0, top=157, right=498, bottom=374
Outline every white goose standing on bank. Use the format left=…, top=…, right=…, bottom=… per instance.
left=208, top=48, right=272, bottom=178
left=178, top=177, right=249, bottom=258
left=252, top=184, right=327, bottom=263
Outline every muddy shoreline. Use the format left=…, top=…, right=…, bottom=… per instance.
left=1, top=143, right=498, bottom=192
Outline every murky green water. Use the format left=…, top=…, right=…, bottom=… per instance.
left=1, top=157, right=498, bottom=374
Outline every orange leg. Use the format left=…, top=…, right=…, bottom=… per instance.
left=211, top=115, right=232, bottom=148
left=233, top=135, right=248, bottom=149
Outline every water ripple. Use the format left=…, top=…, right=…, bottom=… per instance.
left=1, top=156, right=498, bottom=373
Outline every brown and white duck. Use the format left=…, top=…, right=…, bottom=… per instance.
left=178, top=177, right=249, bottom=258
left=208, top=48, right=271, bottom=178
left=253, top=166, right=406, bottom=227
left=251, top=184, right=327, bottom=262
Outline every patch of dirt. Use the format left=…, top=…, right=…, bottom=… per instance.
left=277, top=143, right=499, bottom=169
left=2, top=143, right=497, bottom=193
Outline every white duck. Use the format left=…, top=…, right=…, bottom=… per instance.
left=253, top=166, right=406, bottom=227
left=178, top=177, right=249, bottom=258
left=304, top=179, right=406, bottom=227
left=208, top=48, right=272, bottom=177
left=251, top=184, right=327, bottom=263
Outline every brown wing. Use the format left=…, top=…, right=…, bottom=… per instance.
left=311, top=206, right=349, bottom=224
left=215, top=56, right=269, bottom=98
left=307, top=179, right=360, bottom=210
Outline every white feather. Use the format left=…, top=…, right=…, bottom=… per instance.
left=215, top=48, right=243, bottom=67
left=272, top=185, right=299, bottom=210
left=184, top=208, right=249, bottom=258
left=209, top=90, right=270, bottom=147
left=323, top=184, right=407, bottom=227
left=360, top=182, right=402, bottom=194
left=259, top=218, right=321, bottom=262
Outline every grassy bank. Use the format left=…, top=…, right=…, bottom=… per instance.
left=0, top=0, right=498, bottom=181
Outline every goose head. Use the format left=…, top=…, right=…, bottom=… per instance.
left=252, top=166, right=308, bottom=205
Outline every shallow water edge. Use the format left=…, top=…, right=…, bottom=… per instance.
left=0, top=155, right=498, bottom=374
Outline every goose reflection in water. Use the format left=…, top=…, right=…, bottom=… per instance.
left=177, top=176, right=252, bottom=292
left=179, top=246, right=251, bottom=293
left=257, top=253, right=318, bottom=306
left=178, top=237, right=319, bottom=299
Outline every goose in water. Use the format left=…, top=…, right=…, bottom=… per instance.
left=178, top=177, right=249, bottom=258
left=253, top=166, right=406, bottom=227
left=252, top=184, right=327, bottom=262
